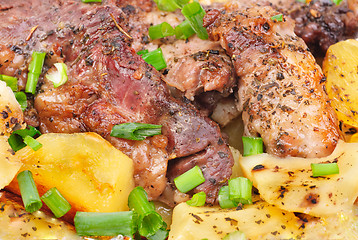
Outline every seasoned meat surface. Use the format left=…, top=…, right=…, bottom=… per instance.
left=0, top=0, right=233, bottom=204
left=274, top=0, right=358, bottom=54
left=204, top=3, right=340, bottom=158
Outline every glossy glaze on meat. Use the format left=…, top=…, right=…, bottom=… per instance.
left=0, top=0, right=233, bottom=204
left=204, top=2, right=340, bottom=158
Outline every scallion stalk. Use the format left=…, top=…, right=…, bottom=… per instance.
left=23, top=135, right=42, bottom=151
left=41, top=187, right=71, bottom=218
left=25, top=51, right=46, bottom=94
left=223, top=231, right=246, bottom=240
left=147, top=225, right=169, bottom=240
left=137, top=49, right=149, bottom=56
left=271, top=14, right=283, bottom=22
left=186, top=191, right=206, bottom=206
left=154, top=0, right=180, bottom=12
left=14, top=92, right=27, bottom=111
left=175, top=20, right=195, bottom=39
left=149, top=22, right=175, bottom=40
left=174, top=0, right=189, bottom=8
left=110, top=122, right=162, bottom=141
left=74, top=211, right=137, bottom=236
left=0, top=74, right=18, bottom=91
left=311, top=163, right=339, bottom=177
left=228, top=177, right=253, bottom=205
left=8, top=126, right=41, bottom=152
left=332, top=0, right=343, bottom=5
left=128, top=187, right=165, bottom=237
left=141, top=48, right=167, bottom=71
left=174, top=165, right=205, bottom=193
left=218, top=186, right=237, bottom=209
left=81, top=0, right=102, bottom=2
left=17, top=170, right=42, bottom=213
left=46, top=63, right=68, bottom=88
left=242, top=136, right=263, bottom=156
left=181, top=2, right=208, bottom=40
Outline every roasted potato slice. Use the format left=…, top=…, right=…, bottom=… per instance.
left=0, top=136, right=21, bottom=191
left=323, top=39, right=358, bottom=128
left=240, top=140, right=358, bottom=217
left=7, top=132, right=135, bottom=221
left=168, top=195, right=358, bottom=239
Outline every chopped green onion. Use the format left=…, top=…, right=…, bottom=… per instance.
left=74, top=211, right=137, bottom=236
left=174, top=165, right=205, bottom=193
left=46, top=63, right=68, bottom=88
left=8, top=126, right=41, bottom=152
left=17, top=170, right=42, bottom=213
left=0, top=74, right=18, bottom=91
left=242, top=136, right=263, bottom=156
left=175, top=20, right=195, bottom=39
left=218, top=186, right=237, bottom=209
left=296, top=0, right=307, bottom=3
left=14, top=92, right=27, bottom=111
left=81, top=0, right=102, bottom=2
left=271, top=14, right=283, bottom=22
left=311, top=163, right=339, bottom=177
left=149, top=22, right=175, bottom=40
left=141, top=48, right=167, bottom=71
left=128, top=187, right=165, bottom=237
left=228, top=177, right=253, bottom=205
left=181, top=2, right=208, bottom=40
left=25, top=51, right=46, bottom=94
left=23, top=135, right=42, bottom=151
left=186, top=191, right=206, bottom=206
left=223, top=231, right=246, bottom=240
left=137, top=49, right=149, bottom=56
left=41, top=187, right=71, bottom=218
left=154, top=0, right=180, bottom=12
left=174, top=0, right=189, bottom=8
left=110, top=122, right=162, bottom=141
left=147, top=226, right=169, bottom=240
left=332, top=0, right=343, bottom=5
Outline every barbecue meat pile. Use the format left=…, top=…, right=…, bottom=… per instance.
left=0, top=0, right=233, bottom=205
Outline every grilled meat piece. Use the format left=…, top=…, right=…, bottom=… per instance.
left=273, top=0, right=358, bottom=54
left=204, top=3, right=340, bottom=158
left=0, top=0, right=233, bottom=204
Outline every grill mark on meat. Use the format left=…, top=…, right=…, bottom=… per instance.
left=0, top=0, right=233, bottom=204
left=205, top=3, right=340, bottom=158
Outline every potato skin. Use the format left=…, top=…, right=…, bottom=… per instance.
left=7, top=132, right=135, bottom=223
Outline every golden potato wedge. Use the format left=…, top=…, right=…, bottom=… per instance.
left=0, top=81, right=25, bottom=136
left=7, top=132, right=135, bottom=221
left=240, top=140, right=358, bottom=217
left=0, top=136, right=21, bottom=190
left=323, top=39, right=358, bottom=128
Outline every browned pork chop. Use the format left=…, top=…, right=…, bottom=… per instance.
left=0, top=0, right=233, bottom=205
left=204, top=2, right=340, bottom=158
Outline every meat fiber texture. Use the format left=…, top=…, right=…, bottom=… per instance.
left=0, top=0, right=233, bottom=205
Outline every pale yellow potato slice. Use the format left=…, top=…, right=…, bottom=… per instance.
left=240, top=140, right=358, bottom=217
left=0, top=136, right=21, bottom=190
left=169, top=197, right=304, bottom=240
